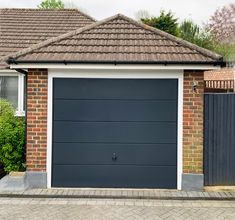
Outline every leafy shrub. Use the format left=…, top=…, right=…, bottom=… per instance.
left=0, top=162, right=5, bottom=179
left=0, top=99, right=25, bottom=173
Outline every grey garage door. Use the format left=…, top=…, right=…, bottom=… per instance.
left=52, top=78, right=178, bottom=188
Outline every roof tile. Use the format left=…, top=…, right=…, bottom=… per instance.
left=0, top=8, right=95, bottom=68
left=7, top=14, right=223, bottom=64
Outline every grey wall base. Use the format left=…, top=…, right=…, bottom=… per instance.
left=0, top=171, right=47, bottom=191
left=182, top=173, right=204, bottom=191
left=25, top=171, right=47, bottom=189
left=0, top=173, right=27, bottom=192
left=1, top=172, right=203, bottom=191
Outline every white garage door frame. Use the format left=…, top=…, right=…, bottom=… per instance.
left=47, top=66, right=184, bottom=189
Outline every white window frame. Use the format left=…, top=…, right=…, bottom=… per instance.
left=0, top=70, right=25, bottom=116
left=47, top=67, right=183, bottom=190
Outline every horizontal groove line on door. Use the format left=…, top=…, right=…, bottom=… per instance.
left=53, top=164, right=177, bottom=167
left=52, top=141, right=177, bottom=144
left=53, top=98, right=177, bottom=101
left=53, top=120, right=177, bottom=123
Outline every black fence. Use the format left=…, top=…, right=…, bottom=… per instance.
left=204, top=93, right=235, bottom=186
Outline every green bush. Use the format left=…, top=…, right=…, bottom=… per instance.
left=0, top=99, right=25, bottom=173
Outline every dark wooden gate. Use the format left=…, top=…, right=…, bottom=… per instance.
left=204, top=93, right=235, bottom=186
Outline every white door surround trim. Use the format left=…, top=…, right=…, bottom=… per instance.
left=47, top=68, right=184, bottom=190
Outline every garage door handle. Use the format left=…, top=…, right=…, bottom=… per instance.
left=112, top=153, right=117, bottom=161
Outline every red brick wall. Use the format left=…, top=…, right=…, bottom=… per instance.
left=25, top=69, right=204, bottom=175
left=183, top=70, right=204, bottom=174
left=204, top=68, right=234, bottom=80
left=26, top=69, right=48, bottom=171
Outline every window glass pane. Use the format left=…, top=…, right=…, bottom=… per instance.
left=0, top=76, right=18, bottom=109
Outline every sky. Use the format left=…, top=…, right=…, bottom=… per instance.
left=0, top=0, right=233, bottom=26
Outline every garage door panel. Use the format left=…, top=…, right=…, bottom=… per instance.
left=53, top=121, right=177, bottom=144
left=53, top=143, right=177, bottom=165
left=52, top=78, right=178, bottom=188
left=52, top=165, right=177, bottom=188
left=53, top=100, right=177, bottom=122
left=54, top=78, right=178, bottom=100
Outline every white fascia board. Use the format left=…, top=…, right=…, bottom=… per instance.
left=49, top=68, right=182, bottom=79
left=10, top=63, right=221, bottom=70
left=0, top=69, right=19, bottom=75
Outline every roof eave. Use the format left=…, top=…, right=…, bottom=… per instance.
left=7, top=58, right=225, bottom=67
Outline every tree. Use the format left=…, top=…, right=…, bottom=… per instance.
left=135, top=9, right=151, bottom=21
left=179, top=20, right=200, bottom=43
left=38, top=0, right=65, bottom=9
left=212, top=43, right=235, bottom=62
left=207, top=3, right=235, bottom=43
left=206, top=3, right=235, bottom=62
left=179, top=20, right=214, bottom=50
left=141, top=10, right=179, bottom=36
left=138, top=7, right=234, bottom=61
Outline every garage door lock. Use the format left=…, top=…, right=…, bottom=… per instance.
left=112, top=153, right=117, bottom=161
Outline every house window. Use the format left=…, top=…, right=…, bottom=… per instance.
left=0, top=73, right=25, bottom=116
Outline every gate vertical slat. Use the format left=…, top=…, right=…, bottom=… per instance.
left=204, top=93, right=235, bottom=186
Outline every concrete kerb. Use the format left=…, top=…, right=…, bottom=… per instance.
left=0, top=189, right=235, bottom=201
left=1, top=173, right=235, bottom=201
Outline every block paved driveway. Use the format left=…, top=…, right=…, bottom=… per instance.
left=0, top=198, right=235, bottom=220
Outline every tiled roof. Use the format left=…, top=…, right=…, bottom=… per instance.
left=0, top=8, right=95, bottom=69
left=7, top=14, right=223, bottom=65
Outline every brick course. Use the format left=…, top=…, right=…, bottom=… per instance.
left=204, top=68, right=234, bottom=80
left=183, top=70, right=204, bottom=174
left=26, top=69, right=48, bottom=171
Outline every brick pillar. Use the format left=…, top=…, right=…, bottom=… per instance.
left=183, top=70, right=204, bottom=174
left=26, top=69, right=48, bottom=171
